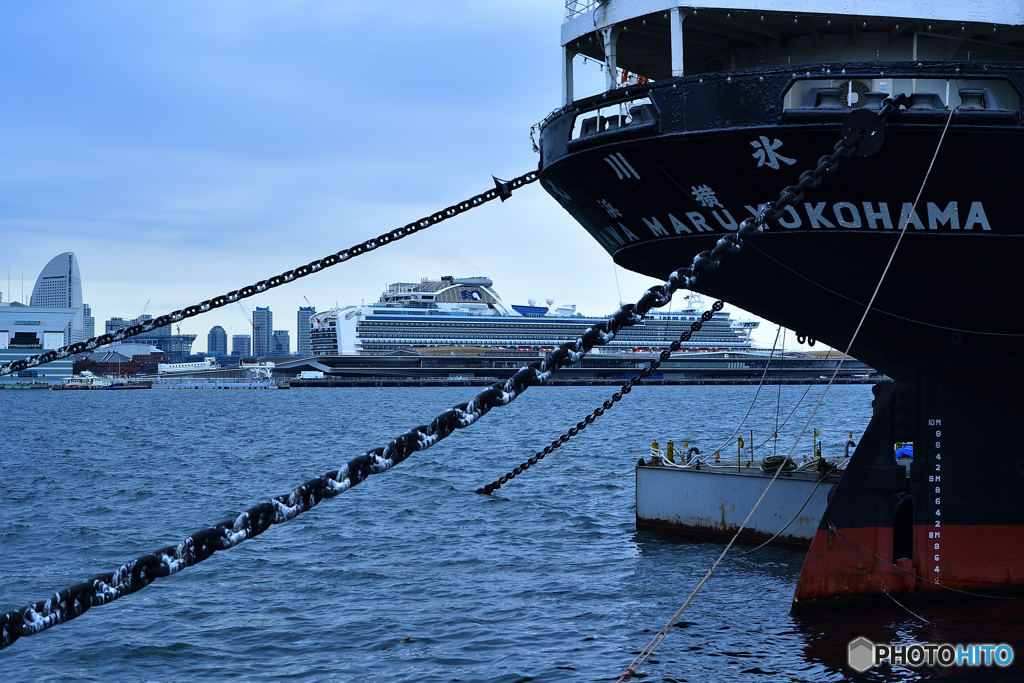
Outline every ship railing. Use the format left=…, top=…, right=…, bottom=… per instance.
left=564, top=0, right=600, bottom=19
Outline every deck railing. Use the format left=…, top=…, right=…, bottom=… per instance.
left=565, top=0, right=601, bottom=19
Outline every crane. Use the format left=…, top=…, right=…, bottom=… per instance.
left=237, top=301, right=260, bottom=333
left=133, top=300, right=151, bottom=326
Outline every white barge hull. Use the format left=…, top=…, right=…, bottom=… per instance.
left=636, top=465, right=835, bottom=548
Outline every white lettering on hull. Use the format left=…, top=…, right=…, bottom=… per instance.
left=600, top=201, right=993, bottom=250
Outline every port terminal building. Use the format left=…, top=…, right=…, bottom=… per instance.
left=0, top=302, right=75, bottom=385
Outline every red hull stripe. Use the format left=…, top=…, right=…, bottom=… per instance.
left=794, top=524, right=1024, bottom=603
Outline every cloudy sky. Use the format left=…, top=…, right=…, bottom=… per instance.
left=2, top=1, right=790, bottom=352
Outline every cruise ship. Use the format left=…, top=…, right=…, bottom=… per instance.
left=309, top=276, right=756, bottom=355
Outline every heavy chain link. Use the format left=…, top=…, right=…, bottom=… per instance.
left=0, top=173, right=537, bottom=377
left=478, top=128, right=870, bottom=495
left=877, top=93, right=912, bottom=118
left=761, top=135, right=862, bottom=223
left=477, top=301, right=724, bottom=494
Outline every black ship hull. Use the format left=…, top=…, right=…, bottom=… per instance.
left=539, top=61, right=1024, bottom=603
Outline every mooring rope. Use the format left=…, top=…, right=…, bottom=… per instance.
left=829, top=524, right=932, bottom=625
left=828, top=525, right=1018, bottom=600
left=733, top=475, right=828, bottom=557
left=616, top=104, right=953, bottom=682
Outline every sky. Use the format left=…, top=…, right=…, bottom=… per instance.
left=1, top=1, right=799, bottom=353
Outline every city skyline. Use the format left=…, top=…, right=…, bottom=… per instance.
left=1, top=4, right=801, bottom=356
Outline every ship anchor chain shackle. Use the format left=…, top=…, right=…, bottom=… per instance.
left=477, top=106, right=891, bottom=494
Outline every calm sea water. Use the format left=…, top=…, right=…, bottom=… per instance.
left=1, top=385, right=1020, bottom=681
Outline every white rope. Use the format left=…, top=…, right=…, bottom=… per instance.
left=615, top=107, right=956, bottom=682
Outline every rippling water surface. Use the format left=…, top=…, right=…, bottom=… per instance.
left=1, top=385, right=1020, bottom=681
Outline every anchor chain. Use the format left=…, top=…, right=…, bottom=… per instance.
left=0, top=172, right=537, bottom=377
left=476, top=301, right=724, bottom=494
left=481, top=124, right=874, bottom=495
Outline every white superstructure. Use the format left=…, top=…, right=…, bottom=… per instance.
left=560, top=1, right=1024, bottom=105
left=310, top=276, right=756, bottom=355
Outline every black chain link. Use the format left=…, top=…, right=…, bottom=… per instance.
left=477, top=301, right=724, bottom=494
left=761, top=135, right=862, bottom=224
left=877, top=93, right=912, bottom=118
left=0, top=173, right=537, bottom=377
left=478, top=126, right=872, bottom=494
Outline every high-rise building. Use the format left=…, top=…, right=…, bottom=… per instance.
left=271, top=330, right=290, bottom=356
left=83, top=303, right=95, bottom=340
left=106, top=314, right=171, bottom=339
left=232, top=334, right=251, bottom=357
left=208, top=326, right=227, bottom=356
left=297, top=306, right=315, bottom=357
left=136, top=314, right=170, bottom=338
left=252, top=307, right=272, bottom=356
left=104, top=315, right=193, bottom=361
left=30, top=252, right=84, bottom=346
left=106, top=317, right=131, bottom=335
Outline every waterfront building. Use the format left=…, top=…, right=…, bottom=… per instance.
left=297, top=306, right=315, bottom=357
left=232, top=334, right=251, bottom=357
left=208, top=326, right=227, bottom=356
left=102, top=314, right=191, bottom=361
left=0, top=301, right=76, bottom=384
left=83, top=304, right=95, bottom=340
left=130, top=334, right=196, bottom=363
left=29, top=252, right=84, bottom=346
left=252, top=307, right=272, bottom=356
left=98, top=342, right=164, bottom=357
left=106, top=314, right=172, bottom=339
left=105, top=317, right=130, bottom=335
left=82, top=350, right=139, bottom=376
left=271, top=330, right=290, bottom=356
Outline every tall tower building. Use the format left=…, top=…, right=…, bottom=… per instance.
left=271, top=330, right=290, bottom=356
left=30, top=252, right=84, bottom=346
left=252, top=307, right=272, bottom=356
left=208, top=326, right=228, bottom=356
left=297, top=306, right=315, bottom=357
left=232, top=334, right=251, bottom=357
left=82, top=303, right=95, bottom=340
